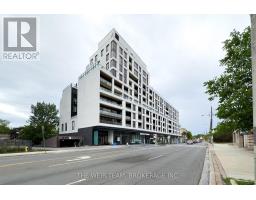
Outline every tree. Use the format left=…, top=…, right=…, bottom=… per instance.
left=186, top=131, right=193, bottom=140
left=21, top=102, right=59, bottom=144
left=0, top=119, right=10, bottom=134
left=213, top=121, right=233, bottom=143
left=204, top=27, right=252, bottom=131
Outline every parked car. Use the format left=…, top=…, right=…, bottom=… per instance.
left=186, top=140, right=193, bottom=145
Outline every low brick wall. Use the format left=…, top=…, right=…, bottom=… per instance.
left=233, top=131, right=254, bottom=151
left=245, top=134, right=254, bottom=150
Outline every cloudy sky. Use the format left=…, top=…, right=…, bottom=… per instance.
left=0, top=15, right=250, bottom=134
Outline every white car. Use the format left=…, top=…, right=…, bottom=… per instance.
left=186, top=140, right=193, bottom=145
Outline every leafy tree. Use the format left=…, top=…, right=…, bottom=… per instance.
left=21, top=102, right=59, bottom=144
left=213, top=121, right=233, bottom=143
left=0, top=119, right=10, bottom=134
left=186, top=131, right=193, bottom=140
left=204, top=27, right=252, bottom=131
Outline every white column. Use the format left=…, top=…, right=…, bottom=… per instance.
left=108, top=130, right=114, bottom=145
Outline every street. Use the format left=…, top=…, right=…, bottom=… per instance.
left=0, top=143, right=207, bottom=185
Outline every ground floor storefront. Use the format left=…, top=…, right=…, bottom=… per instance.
left=57, top=126, right=181, bottom=147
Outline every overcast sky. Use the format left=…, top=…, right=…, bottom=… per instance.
left=0, top=15, right=250, bottom=134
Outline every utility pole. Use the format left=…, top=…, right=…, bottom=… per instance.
left=250, top=14, right=256, bottom=183
left=41, top=125, right=46, bottom=153
left=210, top=106, right=213, bottom=132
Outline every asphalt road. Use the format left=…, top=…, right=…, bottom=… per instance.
left=0, top=143, right=207, bottom=185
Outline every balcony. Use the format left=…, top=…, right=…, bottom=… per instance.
left=100, top=118, right=122, bottom=126
left=100, top=97, right=122, bottom=107
left=125, top=116, right=131, bottom=120
left=100, top=86, right=112, bottom=93
left=100, top=77, right=112, bottom=89
left=100, top=109, right=122, bottom=119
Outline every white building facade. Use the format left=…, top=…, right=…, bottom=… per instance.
left=59, top=29, right=180, bottom=146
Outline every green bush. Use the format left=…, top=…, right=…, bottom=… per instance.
left=0, top=146, right=29, bottom=154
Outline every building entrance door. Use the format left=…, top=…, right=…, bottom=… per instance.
left=98, top=131, right=108, bottom=145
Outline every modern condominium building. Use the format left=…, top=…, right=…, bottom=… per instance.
left=59, top=29, right=180, bottom=146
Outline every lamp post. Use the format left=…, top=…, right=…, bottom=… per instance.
left=41, top=125, right=46, bottom=153
left=250, top=14, right=256, bottom=183
left=201, top=106, right=215, bottom=143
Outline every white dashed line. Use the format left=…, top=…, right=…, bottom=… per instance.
left=66, top=156, right=91, bottom=162
left=148, top=155, right=163, bottom=160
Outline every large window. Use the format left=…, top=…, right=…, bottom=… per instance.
left=110, top=59, right=117, bottom=68
left=72, top=121, right=75, bottom=130
left=111, top=40, right=117, bottom=58
left=110, top=69, right=116, bottom=77
left=119, top=47, right=123, bottom=55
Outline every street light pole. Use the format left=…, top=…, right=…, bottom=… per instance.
left=41, top=125, right=46, bottom=153
left=210, top=106, right=213, bottom=132
left=250, top=14, right=256, bottom=183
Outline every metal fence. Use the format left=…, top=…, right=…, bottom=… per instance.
left=0, top=139, right=32, bottom=147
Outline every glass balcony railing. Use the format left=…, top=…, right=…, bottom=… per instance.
left=100, top=97, right=122, bottom=106
left=100, top=110, right=122, bottom=119
left=100, top=78, right=112, bottom=88
left=100, top=86, right=112, bottom=93
left=100, top=119, right=122, bottom=126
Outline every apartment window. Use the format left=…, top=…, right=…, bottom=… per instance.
left=106, top=62, right=109, bottom=70
left=134, top=69, right=138, bottom=77
left=119, top=65, right=123, bottom=73
left=119, top=47, right=123, bottom=55
left=110, top=59, right=117, bottom=68
left=110, top=69, right=116, bottom=77
left=124, top=60, right=127, bottom=68
left=133, top=113, right=136, bottom=119
left=111, top=40, right=117, bottom=58
left=106, top=53, right=109, bottom=61
left=124, top=68, right=127, bottom=83
left=106, top=44, right=109, bottom=52
left=134, top=62, right=138, bottom=70
left=124, top=51, right=127, bottom=59
left=115, top=33, right=119, bottom=40
left=61, top=124, right=64, bottom=132
left=95, top=54, right=98, bottom=62
left=101, top=49, right=104, bottom=57
left=133, top=104, right=136, bottom=111
left=72, top=121, right=75, bottom=130
left=119, top=56, right=123, bottom=66
left=119, top=74, right=123, bottom=81
left=90, top=58, right=93, bottom=66
left=65, top=123, right=67, bottom=131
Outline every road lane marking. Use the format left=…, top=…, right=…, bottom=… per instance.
left=66, top=156, right=91, bottom=162
left=0, top=145, right=176, bottom=169
left=66, top=178, right=87, bottom=185
left=48, top=147, right=160, bottom=168
left=148, top=155, right=164, bottom=160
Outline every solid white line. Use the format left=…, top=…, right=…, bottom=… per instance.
left=148, top=155, right=163, bottom=160
left=66, top=178, right=87, bottom=185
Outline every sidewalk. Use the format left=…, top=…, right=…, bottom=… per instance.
left=213, top=143, right=254, bottom=180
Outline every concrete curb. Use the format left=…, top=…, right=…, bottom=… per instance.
left=199, top=144, right=210, bottom=185
left=209, top=143, right=227, bottom=185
